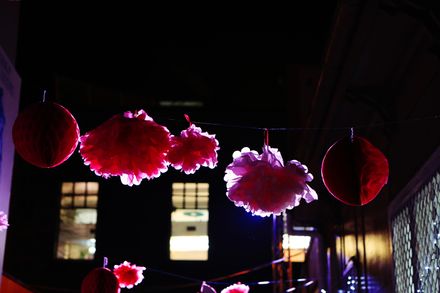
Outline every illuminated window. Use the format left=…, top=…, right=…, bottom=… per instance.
left=283, top=234, right=311, bottom=262
left=170, top=182, right=209, bottom=261
left=56, top=182, right=99, bottom=260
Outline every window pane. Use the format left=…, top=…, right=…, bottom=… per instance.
left=86, top=195, right=98, bottom=208
left=185, top=183, right=197, bottom=193
left=74, top=196, right=86, bottom=207
left=186, top=196, right=198, bottom=208
left=198, top=197, right=209, bottom=209
left=197, top=190, right=209, bottom=197
left=57, top=182, right=99, bottom=260
left=60, top=208, right=97, bottom=225
left=62, top=182, right=74, bottom=194
left=282, top=234, right=311, bottom=263
left=74, top=209, right=97, bottom=224
left=171, top=209, right=209, bottom=223
left=170, top=182, right=209, bottom=261
left=61, top=196, right=73, bottom=207
left=185, top=190, right=197, bottom=196
left=173, top=182, right=184, bottom=191
left=87, top=182, right=99, bottom=195
left=57, top=209, right=97, bottom=260
left=197, top=183, right=209, bottom=192
left=170, top=208, right=209, bottom=261
left=74, top=182, right=86, bottom=194
left=172, top=196, right=185, bottom=209
left=170, top=236, right=209, bottom=261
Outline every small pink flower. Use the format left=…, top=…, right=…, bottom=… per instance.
left=168, top=123, right=219, bottom=174
left=113, top=261, right=146, bottom=289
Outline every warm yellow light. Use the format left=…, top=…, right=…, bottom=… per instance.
left=170, top=236, right=209, bottom=251
left=282, top=234, right=311, bottom=250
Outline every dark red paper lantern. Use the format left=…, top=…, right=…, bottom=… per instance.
left=12, top=102, right=79, bottom=168
left=321, top=135, right=389, bottom=206
left=81, top=267, right=119, bottom=293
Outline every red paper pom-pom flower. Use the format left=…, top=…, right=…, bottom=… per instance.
left=113, top=261, right=146, bottom=289
left=220, top=283, right=250, bottom=293
left=79, top=110, right=171, bottom=186
left=224, top=145, right=318, bottom=217
left=81, top=267, right=119, bottom=293
left=168, top=123, right=219, bottom=174
left=321, top=135, right=389, bottom=206
left=12, top=102, right=80, bottom=168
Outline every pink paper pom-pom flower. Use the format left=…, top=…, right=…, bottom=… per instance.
left=168, top=123, right=219, bottom=174
left=79, top=110, right=171, bottom=186
left=224, top=145, right=318, bottom=217
left=220, top=283, right=250, bottom=293
left=113, top=261, right=146, bottom=289
left=0, top=211, right=8, bottom=231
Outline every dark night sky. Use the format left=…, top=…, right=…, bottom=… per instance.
left=15, top=3, right=338, bottom=107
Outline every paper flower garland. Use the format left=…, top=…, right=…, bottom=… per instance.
left=0, top=211, right=8, bottom=231
left=12, top=101, right=80, bottom=168
left=321, top=135, right=389, bottom=206
left=79, top=110, right=171, bottom=186
left=224, top=145, right=318, bottom=217
left=221, top=283, right=250, bottom=293
left=81, top=267, right=119, bottom=293
left=168, top=116, right=219, bottom=174
left=113, top=261, right=146, bottom=289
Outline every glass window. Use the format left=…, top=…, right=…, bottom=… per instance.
left=282, top=234, right=312, bottom=262
left=57, top=181, right=99, bottom=260
left=170, top=182, right=209, bottom=261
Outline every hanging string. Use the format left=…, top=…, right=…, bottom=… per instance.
left=208, top=257, right=284, bottom=283
left=188, top=113, right=440, bottom=132
left=147, top=267, right=203, bottom=283
left=143, top=276, right=315, bottom=292
left=264, top=128, right=269, bottom=146
left=184, top=113, right=193, bottom=126
left=145, top=257, right=285, bottom=291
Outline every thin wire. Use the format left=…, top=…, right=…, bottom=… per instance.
left=143, top=277, right=314, bottom=292
left=146, top=257, right=285, bottom=289
left=208, top=257, right=284, bottom=283
left=190, top=114, right=440, bottom=132
left=147, top=267, right=203, bottom=283
left=264, top=128, right=269, bottom=145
